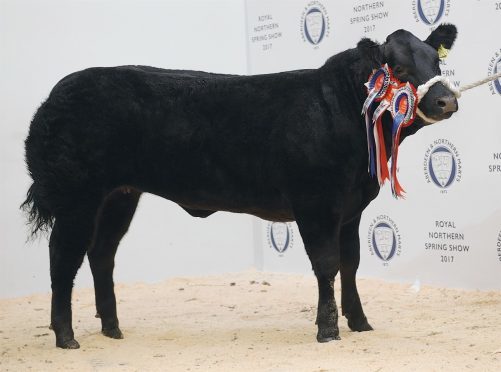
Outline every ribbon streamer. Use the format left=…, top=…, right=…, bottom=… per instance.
left=362, top=64, right=392, bottom=114
left=388, top=83, right=417, bottom=197
left=362, top=64, right=393, bottom=182
left=362, top=66, right=417, bottom=198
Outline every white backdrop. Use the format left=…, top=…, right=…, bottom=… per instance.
left=253, top=0, right=501, bottom=290
left=0, top=0, right=253, bottom=298
left=1, top=0, right=500, bottom=298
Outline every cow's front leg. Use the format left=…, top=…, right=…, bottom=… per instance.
left=340, top=215, right=373, bottom=332
left=294, top=202, right=341, bottom=342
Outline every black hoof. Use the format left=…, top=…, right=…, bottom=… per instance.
left=102, top=327, right=124, bottom=339
left=316, top=328, right=340, bottom=343
left=56, top=338, right=80, bottom=349
left=347, top=315, right=374, bottom=332
left=317, top=335, right=341, bottom=343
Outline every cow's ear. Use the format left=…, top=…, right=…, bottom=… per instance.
left=357, top=38, right=383, bottom=69
left=425, top=23, right=457, bottom=50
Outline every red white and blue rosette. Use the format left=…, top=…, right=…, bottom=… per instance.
left=388, top=82, right=418, bottom=197
left=362, top=64, right=392, bottom=114
left=362, top=64, right=420, bottom=197
left=390, top=82, right=417, bottom=127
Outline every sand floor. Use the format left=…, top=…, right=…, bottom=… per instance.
left=0, top=271, right=500, bottom=371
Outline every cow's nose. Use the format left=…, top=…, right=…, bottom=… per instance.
left=436, top=95, right=458, bottom=114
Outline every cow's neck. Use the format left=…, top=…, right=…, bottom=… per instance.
left=319, top=48, right=424, bottom=159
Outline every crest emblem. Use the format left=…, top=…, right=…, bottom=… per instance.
left=424, top=139, right=461, bottom=191
left=300, top=1, right=330, bottom=47
left=372, top=223, right=397, bottom=261
left=497, top=230, right=501, bottom=262
left=430, top=146, right=456, bottom=188
left=417, top=0, right=445, bottom=25
left=494, top=58, right=501, bottom=95
left=304, top=8, right=326, bottom=45
left=268, top=222, right=292, bottom=254
left=368, top=216, right=401, bottom=265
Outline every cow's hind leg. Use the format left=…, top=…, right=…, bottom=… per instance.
left=49, top=203, right=99, bottom=349
left=294, top=202, right=342, bottom=342
left=340, top=215, right=373, bottom=332
left=88, top=188, right=141, bottom=339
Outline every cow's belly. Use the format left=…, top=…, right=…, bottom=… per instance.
left=145, top=177, right=376, bottom=224
left=171, top=194, right=295, bottom=222
left=138, top=169, right=295, bottom=222
left=134, top=141, right=378, bottom=224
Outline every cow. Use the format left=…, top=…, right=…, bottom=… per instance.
left=22, top=24, right=458, bottom=349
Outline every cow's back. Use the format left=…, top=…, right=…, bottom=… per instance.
left=25, top=65, right=328, bottom=219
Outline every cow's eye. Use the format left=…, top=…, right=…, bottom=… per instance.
left=393, top=65, right=404, bottom=75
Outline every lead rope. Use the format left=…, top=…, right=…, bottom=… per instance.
left=416, top=71, right=501, bottom=123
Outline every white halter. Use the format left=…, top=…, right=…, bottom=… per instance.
left=416, top=71, right=501, bottom=124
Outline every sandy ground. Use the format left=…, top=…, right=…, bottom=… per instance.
left=0, top=271, right=500, bottom=372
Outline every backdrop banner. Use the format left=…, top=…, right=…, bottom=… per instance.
left=246, top=0, right=501, bottom=290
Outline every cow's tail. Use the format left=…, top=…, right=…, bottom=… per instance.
left=21, top=182, right=55, bottom=240
left=21, top=100, right=56, bottom=239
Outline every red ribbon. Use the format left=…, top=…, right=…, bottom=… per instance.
left=363, top=67, right=418, bottom=198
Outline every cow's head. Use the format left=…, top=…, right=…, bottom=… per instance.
left=359, top=24, right=458, bottom=126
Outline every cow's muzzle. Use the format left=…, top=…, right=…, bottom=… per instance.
left=436, top=95, right=458, bottom=116
left=417, top=79, right=459, bottom=124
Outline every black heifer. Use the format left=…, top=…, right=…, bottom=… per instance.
left=22, top=25, right=458, bottom=349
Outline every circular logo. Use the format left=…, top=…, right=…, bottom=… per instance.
left=368, top=215, right=401, bottom=264
left=491, top=54, right=501, bottom=95
left=267, top=222, right=293, bottom=255
left=429, top=146, right=457, bottom=188
left=424, top=139, right=462, bottom=190
left=416, top=0, right=445, bottom=25
left=497, top=230, right=501, bottom=262
left=300, top=1, right=330, bottom=47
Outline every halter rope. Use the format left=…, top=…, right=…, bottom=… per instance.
left=416, top=71, right=501, bottom=123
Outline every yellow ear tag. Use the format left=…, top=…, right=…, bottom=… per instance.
left=438, top=44, right=449, bottom=59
